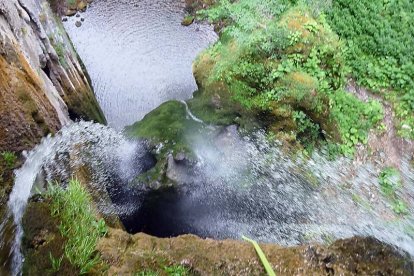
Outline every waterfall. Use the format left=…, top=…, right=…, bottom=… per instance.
left=180, top=100, right=204, bottom=123
left=1, top=121, right=145, bottom=275
left=1, top=121, right=414, bottom=275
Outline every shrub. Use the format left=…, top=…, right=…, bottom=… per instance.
left=200, top=1, right=383, bottom=154
left=327, top=0, right=414, bottom=138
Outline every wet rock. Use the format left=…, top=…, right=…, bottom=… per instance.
left=22, top=201, right=79, bottom=275
left=181, top=15, right=194, bottom=26
left=75, top=21, right=82, bottom=27
left=166, top=154, right=195, bottom=185
left=0, top=0, right=105, bottom=205
left=65, top=9, right=77, bottom=17
left=77, top=1, right=87, bottom=11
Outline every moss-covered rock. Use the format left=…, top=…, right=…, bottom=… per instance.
left=126, top=101, right=198, bottom=149
left=22, top=199, right=79, bottom=275
left=181, top=15, right=195, bottom=26
left=126, top=101, right=204, bottom=187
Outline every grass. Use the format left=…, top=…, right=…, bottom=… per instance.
left=46, top=179, right=107, bottom=274
left=1, top=151, right=17, bottom=169
left=49, top=35, right=68, bottom=68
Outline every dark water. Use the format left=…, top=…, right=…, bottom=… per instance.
left=64, top=0, right=217, bottom=129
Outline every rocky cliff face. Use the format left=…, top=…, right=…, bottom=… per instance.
left=0, top=0, right=105, bottom=154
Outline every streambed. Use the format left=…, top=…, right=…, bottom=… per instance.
left=63, top=0, right=217, bottom=128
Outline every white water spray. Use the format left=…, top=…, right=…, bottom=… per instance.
left=1, top=121, right=143, bottom=275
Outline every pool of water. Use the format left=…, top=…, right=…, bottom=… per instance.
left=63, top=0, right=217, bottom=129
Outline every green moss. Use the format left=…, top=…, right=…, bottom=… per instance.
left=196, top=1, right=385, bottom=155
left=181, top=15, right=195, bottom=26
left=22, top=200, right=79, bottom=275
left=1, top=151, right=17, bottom=169
left=126, top=101, right=202, bottom=156
left=65, top=89, right=106, bottom=124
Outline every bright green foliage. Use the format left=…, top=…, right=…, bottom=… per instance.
left=163, top=265, right=190, bottom=276
left=378, top=167, right=408, bottom=215
left=47, top=179, right=107, bottom=274
left=49, top=252, right=63, bottom=273
left=242, top=235, right=276, bottom=276
left=200, top=1, right=383, bottom=154
left=327, top=0, right=414, bottom=138
left=1, top=151, right=17, bottom=169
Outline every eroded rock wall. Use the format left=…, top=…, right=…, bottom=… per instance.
left=0, top=0, right=105, bottom=153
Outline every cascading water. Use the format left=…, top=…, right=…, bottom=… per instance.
left=0, top=121, right=150, bottom=275
left=180, top=100, right=204, bottom=124
left=1, top=120, right=414, bottom=274
left=124, top=126, right=414, bottom=256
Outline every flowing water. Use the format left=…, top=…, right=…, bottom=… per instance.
left=1, top=122, right=414, bottom=274
left=63, top=0, right=217, bottom=129
left=0, top=122, right=150, bottom=274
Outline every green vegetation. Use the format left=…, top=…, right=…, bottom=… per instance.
left=49, top=35, right=68, bottom=68
left=327, top=0, right=414, bottom=139
left=182, top=15, right=195, bottom=26
left=242, top=235, right=276, bottom=276
left=378, top=167, right=408, bottom=215
left=1, top=151, right=17, bottom=169
left=135, top=265, right=190, bottom=276
left=164, top=265, right=190, bottom=276
left=67, top=0, right=76, bottom=6
left=126, top=101, right=201, bottom=156
left=46, top=179, right=107, bottom=274
left=49, top=252, right=63, bottom=273
left=197, top=0, right=384, bottom=155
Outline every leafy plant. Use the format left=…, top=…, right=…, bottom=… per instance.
left=47, top=179, right=107, bottom=274
left=199, top=1, right=383, bottom=155
left=378, top=167, right=408, bottom=215
left=327, top=0, right=414, bottom=139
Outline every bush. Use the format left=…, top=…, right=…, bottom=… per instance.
left=327, top=0, right=414, bottom=138
left=200, top=1, right=383, bottom=154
